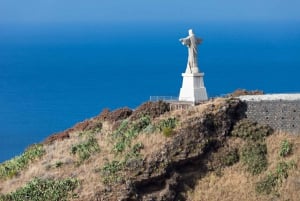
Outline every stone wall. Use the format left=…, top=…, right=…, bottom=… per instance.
left=243, top=100, right=300, bottom=134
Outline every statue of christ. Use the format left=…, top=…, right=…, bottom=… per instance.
left=179, top=29, right=202, bottom=73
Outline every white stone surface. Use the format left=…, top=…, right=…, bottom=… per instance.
left=239, top=94, right=300, bottom=101
left=179, top=73, right=208, bottom=103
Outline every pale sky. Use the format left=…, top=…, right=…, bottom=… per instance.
left=0, top=0, right=300, bottom=24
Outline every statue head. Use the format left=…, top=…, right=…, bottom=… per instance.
left=188, top=29, right=194, bottom=36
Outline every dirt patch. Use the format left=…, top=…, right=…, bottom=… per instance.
left=96, top=107, right=133, bottom=122
left=131, top=101, right=170, bottom=120
left=44, top=107, right=132, bottom=144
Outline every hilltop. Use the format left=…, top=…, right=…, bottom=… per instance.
left=0, top=97, right=299, bottom=201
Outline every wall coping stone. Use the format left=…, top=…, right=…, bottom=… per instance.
left=239, top=93, right=300, bottom=102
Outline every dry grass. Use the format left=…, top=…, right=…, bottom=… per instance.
left=187, top=164, right=263, bottom=201
left=187, top=131, right=300, bottom=201
left=3, top=98, right=298, bottom=201
left=268, top=131, right=300, bottom=201
left=135, top=99, right=224, bottom=161
left=0, top=121, right=115, bottom=200
left=134, top=131, right=172, bottom=161
left=0, top=99, right=223, bottom=200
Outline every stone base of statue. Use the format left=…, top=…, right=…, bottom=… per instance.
left=179, top=72, right=208, bottom=104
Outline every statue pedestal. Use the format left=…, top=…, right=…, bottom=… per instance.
left=179, top=72, right=208, bottom=104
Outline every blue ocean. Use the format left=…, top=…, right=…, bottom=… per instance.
left=1, top=22, right=300, bottom=162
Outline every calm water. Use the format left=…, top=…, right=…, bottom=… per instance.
left=1, top=22, right=300, bottom=162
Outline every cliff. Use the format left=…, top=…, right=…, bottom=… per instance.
left=0, top=98, right=299, bottom=201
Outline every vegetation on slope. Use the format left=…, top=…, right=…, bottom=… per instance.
left=100, top=114, right=178, bottom=185
left=231, top=119, right=274, bottom=175
left=0, top=178, right=78, bottom=201
left=0, top=144, right=45, bottom=179
left=0, top=100, right=173, bottom=200
left=188, top=131, right=300, bottom=201
left=0, top=98, right=299, bottom=201
left=71, top=133, right=101, bottom=164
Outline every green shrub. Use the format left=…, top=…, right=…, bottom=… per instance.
left=157, top=117, right=177, bottom=137
left=143, top=124, right=156, bottom=133
left=101, top=160, right=124, bottom=184
left=112, top=129, right=137, bottom=154
left=158, top=117, right=177, bottom=132
left=255, top=173, right=278, bottom=194
left=103, top=143, right=144, bottom=184
left=71, top=137, right=100, bottom=163
left=222, top=148, right=239, bottom=166
left=162, top=127, right=174, bottom=137
left=231, top=119, right=273, bottom=141
left=132, top=116, right=151, bottom=133
left=102, top=160, right=123, bottom=174
left=275, top=161, right=293, bottom=183
left=112, top=116, right=150, bottom=154
left=256, top=161, right=295, bottom=195
left=112, top=119, right=129, bottom=139
left=279, top=139, right=293, bottom=157
left=0, top=178, right=79, bottom=201
left=113, top=141, right=126, bottom=153
left=241, top=143, right=268, bottom=175
left=107, top=117, right=149, bottom=184
left=125, top=143, right=144, bottom=161
left=0, top=144, right=45, bottom=179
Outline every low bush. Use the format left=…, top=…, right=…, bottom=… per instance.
left=143, top=124, right=156, bottom=133
left=275, top=161, right=290, bottom=182
left=0, top=177, right=79, bottom=201
left=158, top=117, right=177, bottom=131
left=231, top=119, right=273, bottom=141
left=256, top=161, right=295, bottom=195
left=255, top=172, right=278, bottom=195
left=101, top=160, right=124, bottom=184
left=279, top=139, right=293, bottom=157
left=162, top=127, right=174, bottom=137
left=241, top=142, right=268, bottom=175
left=105, top=118, right=147, bottom=183
left=0, top=144, right=45, bottom=179
left=222, top=148, right=239, bottom=166
left=106, top=116, right=152, bottom=184
left=71, top=137, right=100, bottom=163
left=157, top=117, right=177, bottom=137
left=132, top=116, right=151, bottom=133
left=112, top=116, right=150, bottom=154
left=125, top=143, right=144, bottom=160
left=113, top=141, right=126, bottom=153
left=104, top=142, right=144, bottom=184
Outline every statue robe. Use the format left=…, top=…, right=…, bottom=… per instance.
left=180, top=34, right=202, bottom=73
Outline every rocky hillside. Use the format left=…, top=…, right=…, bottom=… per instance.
left=0, top=98, right=299, bottom=201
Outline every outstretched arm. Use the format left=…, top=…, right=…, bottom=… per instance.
left=179, top=37, right=191, bottom=46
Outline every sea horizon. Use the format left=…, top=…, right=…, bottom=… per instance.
left=1, top=21, right=300, bottom=162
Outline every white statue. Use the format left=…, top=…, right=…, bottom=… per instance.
left=180, top=29, right=202, bottom=73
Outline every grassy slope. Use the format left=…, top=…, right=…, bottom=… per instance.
left=0, top=98, right=299, bottom=200
left=0, top=98, right=211, bottom=200
left=187, top=132, right=300, bottom=201
left=0, top=121, right=114, bottom=199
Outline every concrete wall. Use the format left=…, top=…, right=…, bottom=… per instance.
left=244, top=100, right=300, bottom=134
